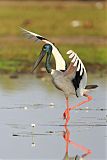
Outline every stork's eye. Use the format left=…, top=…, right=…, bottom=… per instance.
left=43, top=47, right=47, bottom=51
left=44, top=46, right=49, bottom=51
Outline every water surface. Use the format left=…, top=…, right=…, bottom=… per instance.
left=0, top=74, right=106, bottom=159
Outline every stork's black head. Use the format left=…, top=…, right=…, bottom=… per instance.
left=42, top=44, right=52, bottom=54
left=32, top=44, right=52, bottom=72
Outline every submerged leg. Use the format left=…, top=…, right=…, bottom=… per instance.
left=63, top=97, right=70, bottom=125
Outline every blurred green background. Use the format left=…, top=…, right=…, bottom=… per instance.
left=0, top=0, right=106, bottom=73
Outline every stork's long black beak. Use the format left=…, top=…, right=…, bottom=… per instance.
left=31, top=50, right=46, bottom=73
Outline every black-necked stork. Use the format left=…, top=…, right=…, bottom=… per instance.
left=21, top=28, right=98, bottom=125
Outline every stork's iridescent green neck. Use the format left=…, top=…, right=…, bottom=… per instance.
left=44, top=44, right=52, bottom=73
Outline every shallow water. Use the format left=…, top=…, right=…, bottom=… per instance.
left=0, top=74, right=106, bottom=159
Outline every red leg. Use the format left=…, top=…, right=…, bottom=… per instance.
left=63, top=97, right=70, bottom=126
left=69, top=94, right=92, bottom=111
left=63, top=94, right=92, bottom=120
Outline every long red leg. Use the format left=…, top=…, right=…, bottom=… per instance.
left=63, top=97, right=70, bottom=126
left=69, top=94, right=92, bottom=111
left=63, top=94, right=92, bottom=119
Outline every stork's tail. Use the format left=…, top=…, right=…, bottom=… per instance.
left=85, top=85, right=98, bottom=89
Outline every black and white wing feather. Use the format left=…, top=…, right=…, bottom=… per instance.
left=21, top=28, right=66, bottom=71
left=66, top=50, right=87, bottom=97
left=21, top=27, right=49, bottom=43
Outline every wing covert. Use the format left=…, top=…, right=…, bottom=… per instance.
left=66, top=50, right=87, bottom=97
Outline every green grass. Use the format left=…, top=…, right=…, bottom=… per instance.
left=0, top=1, right=106, bottom=73
left=59, top=44, right=107, bottom=64
left=0, top=38, right=106, bottom=73
left=0, top=1, right=106, bottom=37
left=0, top=38, right=107, bottom=64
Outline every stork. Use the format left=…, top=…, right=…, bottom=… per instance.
left=21, top=28, right=98, bottom=125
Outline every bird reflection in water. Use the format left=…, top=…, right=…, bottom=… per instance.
left=29, top=121, right=92, bottom=159
left=63, top=124, right=92, bottom=160
left=30, top=123, right=92, bottom=159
